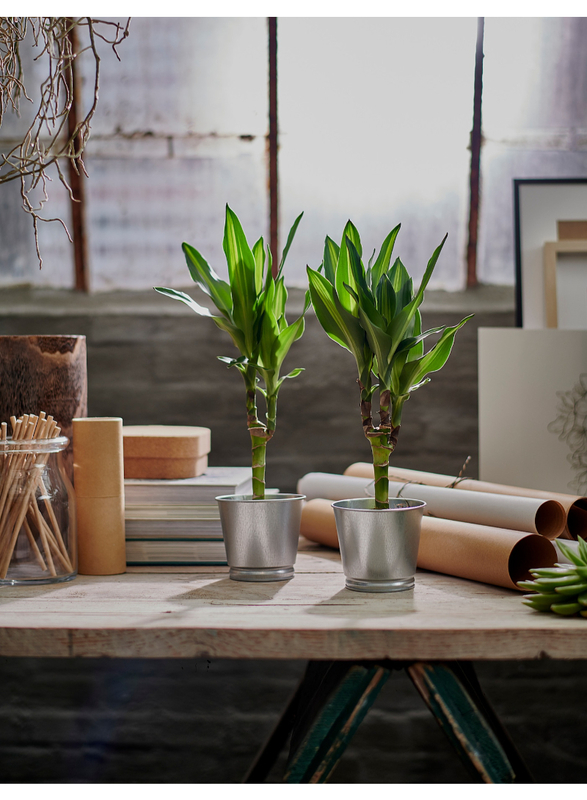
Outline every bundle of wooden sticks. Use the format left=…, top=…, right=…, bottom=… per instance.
left=0, top=412, right=73, bottom=580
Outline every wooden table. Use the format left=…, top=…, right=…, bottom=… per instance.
left=0, top=541, right=585, bottom=783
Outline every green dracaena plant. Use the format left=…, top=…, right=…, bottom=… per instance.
left=155, top=205, right=306, bottom=499
left=307, top=221, right=473, bottom=508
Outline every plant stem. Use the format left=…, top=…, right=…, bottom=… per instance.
left=244, top=366, right=266, bottom=500
left=369, top=432, right=390, bottom=508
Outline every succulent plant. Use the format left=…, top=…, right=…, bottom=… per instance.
left=518, top=537, right=587, bottom=617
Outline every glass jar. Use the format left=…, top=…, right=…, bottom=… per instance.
left=0, top=436, right=76, bottom=585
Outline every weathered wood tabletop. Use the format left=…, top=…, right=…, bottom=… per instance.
left=0, top=540, right=585, bottom=661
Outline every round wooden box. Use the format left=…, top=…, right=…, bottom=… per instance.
left=122, top=425, right=211, bottom=479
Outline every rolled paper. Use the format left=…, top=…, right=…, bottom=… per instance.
left=297, top=472, right=374, bottom=503
left=72, top=417, right=125, bottom=575
left=297, top=472, right=566, bottom=539
left=299, top=498, right=558, bottom=591
left=419, top=517, right=557, bottom=591
left=300, top=498, right=339, bottom=549
left=344, top=462, right=587, bottom=540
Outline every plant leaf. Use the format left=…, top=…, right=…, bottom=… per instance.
left=397, top=314, right=473, bottom=393
left=154, top=286, right=215, bottom=318
left=370, top=224, right=401, bottom=290
left=323, top=236, right=340, bottom=284
left=223, top=205, right=258, bottom=353
left=277, top=211, right=304, bottom=278
left=252, top=237, right=265, bottom=294
left=181, top=243, right=232, bottom=318
left=307, top=266, right=367, bottom=367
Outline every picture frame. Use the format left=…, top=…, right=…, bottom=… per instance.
left=543, top=239, right=587, bottom=329
left=513, top=178, right=587, bottom=327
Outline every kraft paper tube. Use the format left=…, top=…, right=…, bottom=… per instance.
left=300, top=498, right=558, bottom=591
left=75, top=495, right=126, bottom=575
left=73, top=417, right=125, bottom=575
left=344, top=462, right=587, bottom=540
left=73, top=417, right=124, bottom=498
left=296, top=472, right=566, bottom=539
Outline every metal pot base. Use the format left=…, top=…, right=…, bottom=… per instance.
left=229, top=566, right=294, bottom=583
left=345, top=576, right=414, bottom=593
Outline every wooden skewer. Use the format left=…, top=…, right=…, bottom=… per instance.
left=31, top=502, right=57, bottom=576
left=28, top=504, right=58, bottom=576
left=22, top=517, right=47, bottom=571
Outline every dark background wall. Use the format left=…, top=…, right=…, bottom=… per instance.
left=0, top=284, right=585, bottom=784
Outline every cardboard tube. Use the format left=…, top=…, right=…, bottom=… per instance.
left=300, top=498, right=558, bottom=591
left=76, top=495, right=126, bottom=575
left=418, top=517, right=557, bottom=590
left=72, top=417, right=125, bottom=575
left=73, top=417, right=124, bottom=498
left=297, top=472, right=566, bottom=539
left=344, top=462, right=587, bottom=540
left=301, top=498, right=339, bottom=549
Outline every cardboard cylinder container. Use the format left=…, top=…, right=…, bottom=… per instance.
left=72, top=417, right=126, bottom=575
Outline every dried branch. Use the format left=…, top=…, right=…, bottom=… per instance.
left=0, top=17, right=130, bottom=267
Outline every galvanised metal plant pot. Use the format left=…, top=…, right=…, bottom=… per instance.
left=332, top=497, right=426, bottom=593
left=216, top=493, right=305, bottom=582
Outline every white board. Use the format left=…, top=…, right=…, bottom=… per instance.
left=479, top=328, right=587, bottom=493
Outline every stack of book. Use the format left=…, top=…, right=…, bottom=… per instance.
left=124, top=466, right=252, bottom=566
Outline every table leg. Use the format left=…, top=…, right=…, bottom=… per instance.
left=244, top=659, right=533, bottom=784
left=242, top=671, right=308, bottom=783
left=283, top=660, right=391, bottom=783
left=407, top=661, right=534, bottom=783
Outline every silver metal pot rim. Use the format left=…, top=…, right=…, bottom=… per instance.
left=215, top=493, right=305, bottom=503
left=332, top=497, right=426, bottom=512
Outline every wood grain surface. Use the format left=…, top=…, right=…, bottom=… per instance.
left=0, top=541, right=585, bottom=661
left=0, top=335, right=87, bottom=479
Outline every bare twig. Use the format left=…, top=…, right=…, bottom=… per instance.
left=0, top=17, right=130, bottom=266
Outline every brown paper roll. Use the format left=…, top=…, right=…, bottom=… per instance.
left=72, top=417, right=124, bottom=498
left=76, top=495, right=126, bottom=575
left=344, top=462, right=587, bottom=540
left=300, top=498, right=557, bottom=591
left=418, top=517, right=557, bottom=590
left=301, top=499, right=339, bottom=549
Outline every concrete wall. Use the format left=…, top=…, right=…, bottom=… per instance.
left=0, top=285, right=585, bottom=783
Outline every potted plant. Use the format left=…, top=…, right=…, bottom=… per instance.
left=155, top=205, right=306, bottom=582
left=307, top=221, right=472, bottom=592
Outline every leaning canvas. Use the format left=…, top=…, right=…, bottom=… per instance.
left=478, top=328, right=587, bottom=494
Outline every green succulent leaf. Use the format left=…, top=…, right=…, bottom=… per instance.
left=557, top=539, right=585, bottom=566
